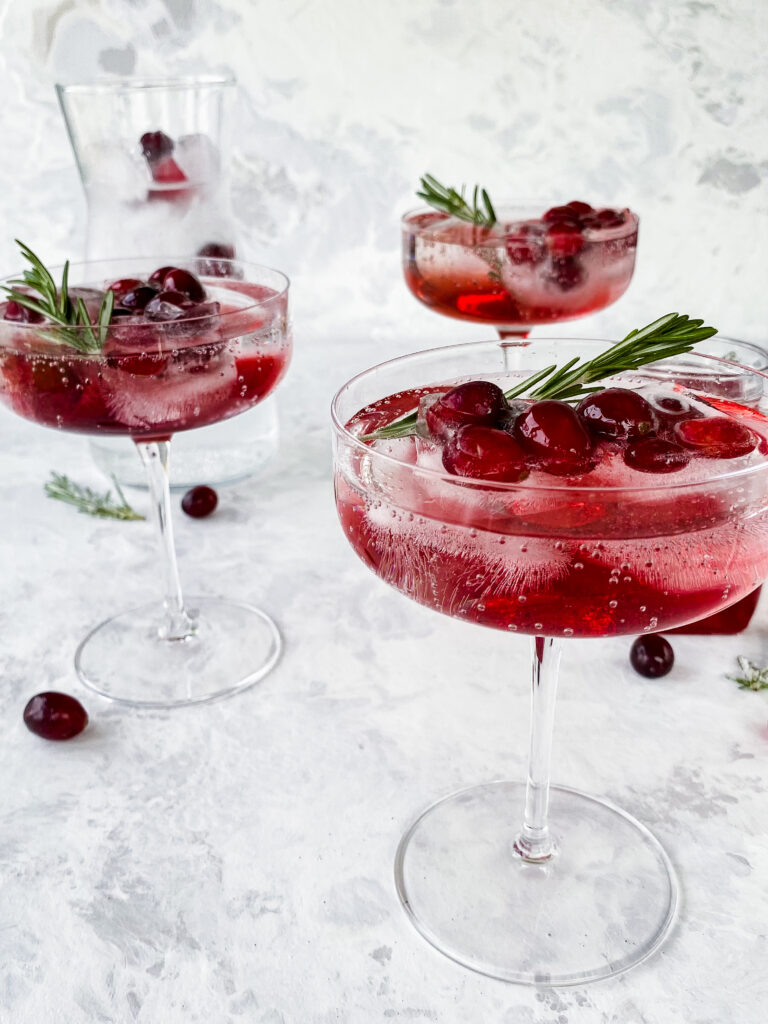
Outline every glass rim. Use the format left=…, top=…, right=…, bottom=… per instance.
left=0, top=256, right=289, bottom=337
left=55, top=74, right=236, bottom=95
left=331, top=337, right=768, bottom=496
left=401, top=204, right=640, bottom=240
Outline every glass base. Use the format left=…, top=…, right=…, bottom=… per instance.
left=395, top=781, right=679, bottom=987
left=75, top=596, right=281, bottom=708
left=89, top=397, right=279, bottom=489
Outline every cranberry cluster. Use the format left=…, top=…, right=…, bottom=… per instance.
left=107, top=266, right=218, bottom=324
left=506, top=200, right=631, bottom=291
left=421, top=381, right=757, bottom=484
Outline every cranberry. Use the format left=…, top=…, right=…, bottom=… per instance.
left=424, top=380, right=506, bottom=441
left=119, top=285, right=158, bottom=311
left=106, top=278, right=144, bottom=301
left=546, top=256, right=584, bottom=291
left=148, top=265, right=177, bottom=288
left=3, top=300, right=45, bottom=324
left=675, top=416, right=756, bottom=459
left=514, top=399, right=593, bottom=475
left=624, top=437, right=691, bottom=473
left=595, top=208, right=626, bottom=228
left=577, top=388, right=657, bottom=440
left=647, top=393, right=704, bottom=424
left=197, top=242, right=236, bottom=277
left=161, top=268, right=205, bottom=302
left=442, top=425, right=528, bottom=483
left=542, top=205, right=580, bottom=224
left=566, top=200, right=593, bottom=216
left=630, top=635, right=674, bottom=678
left=545, top=221, right=583, bottom=258
left=505, top=223, right=545, bottom=265
left=181, top=485, right=218, bottom=518
left=140, top=131, right=174, bottom=163
left=143, top=290, right=190, bottom=321
left=23, top=692, right=88, bottom=740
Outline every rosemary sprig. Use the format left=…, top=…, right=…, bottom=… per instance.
left=2, top=240, right=114, bottom=354
left=417, top=173, right=497, bottom=227
left=728, top=656, right=768, bottom=692
left=361, top=313, right=717, bottom=441
left=44, top=472, right=145, bottom=521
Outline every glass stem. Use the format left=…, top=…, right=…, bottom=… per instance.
left=513, top=635, right=562, bottom=862
left=135, top=440, right=196, bottom=641
left=496, top=327, right=531, bottom=341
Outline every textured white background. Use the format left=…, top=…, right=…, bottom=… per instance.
left=0, top=1, right=767, bottom=1022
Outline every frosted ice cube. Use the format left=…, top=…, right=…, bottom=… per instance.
left=175, top=133, right=220, bottom=184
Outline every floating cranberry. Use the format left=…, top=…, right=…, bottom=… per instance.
left=197, top=242, right=236, bottom=277
left=148, top=265, right=177, bottom=288
left=3, top=300, right=45, bottom=324
left=23, top=692, right=88, bottom=741
left=566, top=200, right=593, bottom=216
left=442, top=425, right=528, bottom=483
left=595, top=208, right=626, bottom=228
left=181, top=485, right=218, bottom=518
left=425, top=380, right=506, bottom=441
left=505, top=224, right=545, bottom=265
left=140, top=131, right=174, bottom=163
left=577, top=388, right=657, bottom=440
left=143, top=290, right=190, bottom=321
left=547, top=256, right=584, bottom=291
left=106, top=278, right=145, bottom=301
left=514, top=399, right=593, bottom=475
left=161, top=268, right=205, bottom=302
left=624, top=437, right=691, bottom=473
left=630, top=635, right=674, bottom=678
left=647, top=393, right=704, bottom=424
left=119, top=285, right=158, bottom=312
left=542, top=205, right=580, bottom=224
left=675, top=416, right=756, bottom=459
left=544, top=221, right=584, bottom=258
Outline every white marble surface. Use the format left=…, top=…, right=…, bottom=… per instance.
left=0, top=0, right=768, bottom=1020
left=1, top=328, right=768, bottom=1024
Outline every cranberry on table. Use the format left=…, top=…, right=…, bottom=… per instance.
left=577, top=388, right=657, bottom=441
left=425, top=380, right=506, bottom=441
left=624, top=437, right=691, bottom=474
left=514, top=399, right=592, bottom=474
left=630, top=635, right=674, bottom=678
left=442, top=425, right=528, bottom=483
left=675, top=416, right=757, bottom=459
left=23, top=692, right=88, bottom=741
left=181, top=485, right=218, bottom=518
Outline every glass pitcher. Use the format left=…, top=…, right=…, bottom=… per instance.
left=56, top=74, right=279, bottom=487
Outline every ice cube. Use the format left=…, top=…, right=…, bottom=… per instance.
left=175, top=133, right=220, bottom=184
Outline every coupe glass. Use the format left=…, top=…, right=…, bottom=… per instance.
left=332, top=339, right=768, bottom=985
left=0, top=257, right=291, bottom=708
left=402, top=205, right=638, bottom=339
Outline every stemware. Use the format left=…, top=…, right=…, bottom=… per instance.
left=332, top=338, right=768, bottom=985
left=0, top=256, right=291, bottom=708
left=402, top=204, right=638, bottom=339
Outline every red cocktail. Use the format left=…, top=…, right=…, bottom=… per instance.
left=1, top=253, right=291, bottom=708
left=332, top=335, right=768, bottom=985
left=403, top=201, right=638, bottom=338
